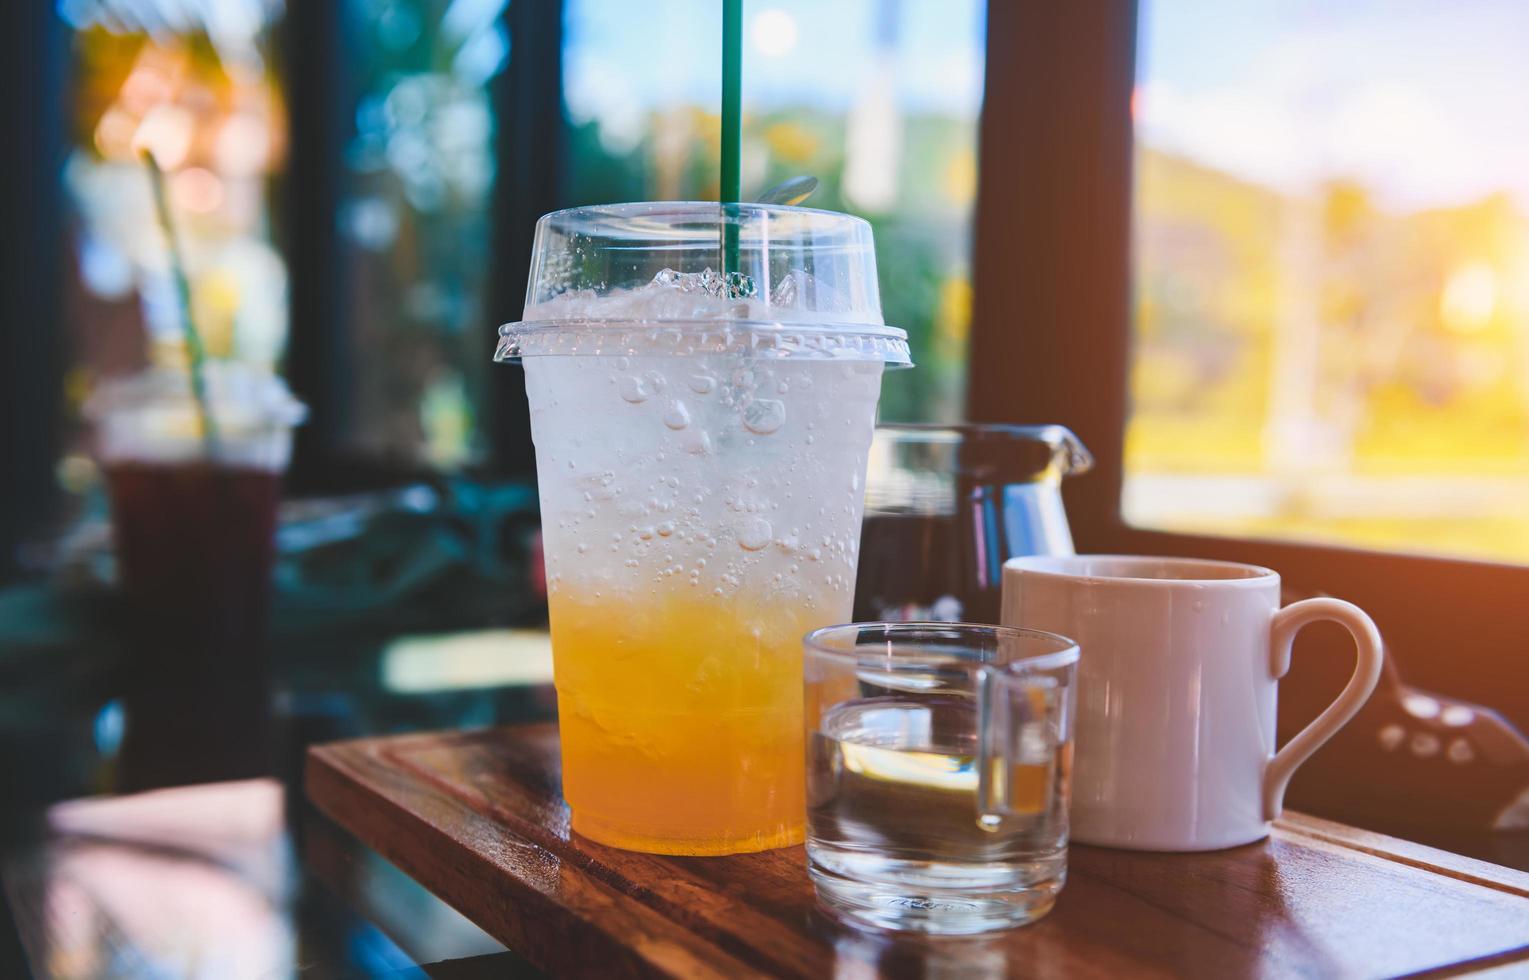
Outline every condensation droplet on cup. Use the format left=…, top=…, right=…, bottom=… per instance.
left=663, top=400, right=691, bottom=430
left=618, top=375, right=650, bottom=403
left=688, top=374, right=716, bottom=394
left=737, top=517, right=773, bottom=551
left=682, top=429, right=712, bottom=455
left=743, top=399, right=786, bottom=435
left=657, top=521, right=674, bottom=537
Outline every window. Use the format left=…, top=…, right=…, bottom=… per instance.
left=339, top=0, right=507, bottom=467
left=50, top=0, right=981, bottom=492
left=561, top=0, right=985, bottom=423
left=972, top=0, right=1529, bottom=733
left=50, top=0, right=509, bottom=481
left=58, top=0, right=288, bottom=470
left=1129, top=0, right=1529, bottom=565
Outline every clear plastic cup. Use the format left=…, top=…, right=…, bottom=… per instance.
left=87, top=363, right=306, bottom=789
left=496, top=202, right=911, bottom=855
left=90, top=362, right=305, bottom=470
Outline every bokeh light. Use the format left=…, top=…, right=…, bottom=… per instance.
left=751, top=9, right=799, bottom=58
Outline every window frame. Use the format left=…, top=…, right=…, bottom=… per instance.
left=281, top=0, right=561, bottom=491
left=0, top=2, right=68, bottom=582
left=967, top=0, right=1529, bottom=725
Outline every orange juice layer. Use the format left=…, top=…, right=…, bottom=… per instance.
left=550, top=590, right=834, bottom=855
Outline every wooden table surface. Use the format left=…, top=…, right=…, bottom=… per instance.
left=306, top=724, right=1529, bottom=979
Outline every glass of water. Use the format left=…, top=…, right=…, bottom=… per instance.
left=803, top=622, right=1079, bottom=934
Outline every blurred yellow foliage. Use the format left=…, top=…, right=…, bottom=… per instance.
left=937, top=276, right=971, bottom=344
left=1128, top=147, right=1529, bottom=562
left=763, top=121, right=819, bottom=164
left=943, top=148, right=977, bottom=206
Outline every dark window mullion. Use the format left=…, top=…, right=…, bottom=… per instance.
left=485, top=0, right=567, bottom=478
left=282, top=0, right=354, bottom=490
left=966, top=0, right=1138, bottom=534
left=0, top=2, right=69, bottom=581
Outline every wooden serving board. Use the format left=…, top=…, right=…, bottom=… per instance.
left=307, top=725, right=1529, bottom=978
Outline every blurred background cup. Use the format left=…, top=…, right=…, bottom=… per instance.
left=88, top=362, right=306, bottom=791
left=497, top=201, right=911, bottom=855
left=854, top=424, right=1092, bottom=625
left=803, top=621, right=1079, bottom=934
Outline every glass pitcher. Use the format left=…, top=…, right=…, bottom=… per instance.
left=853, top=424, right=1092, bottom=625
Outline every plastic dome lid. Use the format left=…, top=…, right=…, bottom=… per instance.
left=87, top=362, right=307, bottom=428
left=495, top=202, right=912, bottom=365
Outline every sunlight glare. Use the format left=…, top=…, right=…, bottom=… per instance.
left=1440, top=262, right=1498, bottom=334
left=131, top=104, right=194, bottom=169
left=751, top=8, right=799, bottom=58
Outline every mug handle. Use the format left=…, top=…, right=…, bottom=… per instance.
left=975, top=665, right=1011, bottom=823
left=1262, top=597, right=1384, bottom=821
left=977, top=666, right=1066, bottom=826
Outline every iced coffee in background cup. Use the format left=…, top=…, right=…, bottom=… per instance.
left=496, top=202, right=911, bottom=855
left=89, top=362, right=305, bottom=790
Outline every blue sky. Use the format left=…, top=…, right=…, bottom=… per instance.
left=565, top=0, right=1529, bottom=210
left=562, top=0, right=984, bottom=149
left=1138, top=0, right=1529, bottom=209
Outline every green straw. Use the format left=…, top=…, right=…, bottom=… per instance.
left=720, top=0, right=743, bottom=276
left=143, top=150, right=219, bottom=452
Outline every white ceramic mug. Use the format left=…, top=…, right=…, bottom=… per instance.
left=1002, top=555, right=1383, bottom=851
